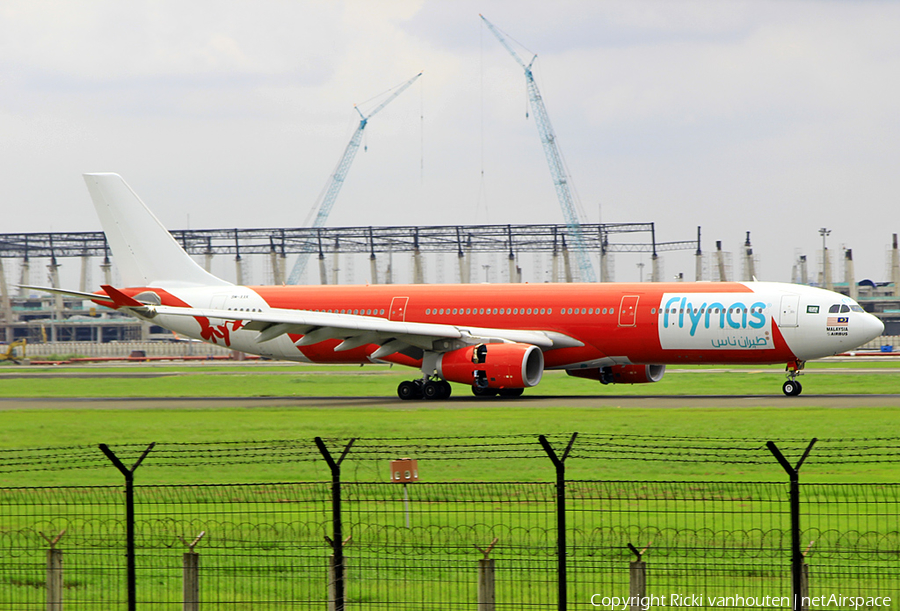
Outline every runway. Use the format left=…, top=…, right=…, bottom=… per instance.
left=3, top=393, right=900, bottom=410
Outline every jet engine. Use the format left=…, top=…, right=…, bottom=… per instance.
left=567, top=364, right=666, bottom=384
left=437, top=342, right=544, bottom=389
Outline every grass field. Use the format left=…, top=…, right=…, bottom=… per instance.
left=2, top=361, right=898, bottom=607
left=2, top=360, right=899, bottom=486
left=4, top=359, right=900, bottom=397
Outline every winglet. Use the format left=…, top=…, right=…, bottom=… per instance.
left=101, top=285, right=145, bottom=308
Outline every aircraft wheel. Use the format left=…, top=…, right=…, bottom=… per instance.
left=498, top=388, right=524, bottom=398
left=782, top=381, right=802, bottom=397
left=472, top=386, right=498, bottom=398
left=397, top=381, right=419, bottom=401
left=439, top=380, right=452, bottom=399
left=423, top=380, right=441, bottom=400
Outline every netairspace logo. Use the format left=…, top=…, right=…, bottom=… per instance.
left=589, top=594, right=892, bottom=610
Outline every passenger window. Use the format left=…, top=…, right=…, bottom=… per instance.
left=540, top=308, right=546, bottom=314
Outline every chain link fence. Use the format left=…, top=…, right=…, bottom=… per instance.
left=1, top=435, right=898, bottom=610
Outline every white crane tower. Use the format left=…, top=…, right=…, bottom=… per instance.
left=287, top=72, right=422, bottom=285
left=480, top=15, right=596, bottom=282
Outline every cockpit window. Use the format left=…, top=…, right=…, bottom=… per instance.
left=850, top=304, right=864, bottom=313
left=840, top=304, right=850, bottom=313
left=828, top=304, right=841, bottom=314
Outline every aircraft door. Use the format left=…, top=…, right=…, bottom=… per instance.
left=389, top=296, right=409, bottom=322
left=210, top=294, right=228, bottom=309
left=618, top=295, right=639, bottom=327
left=779, top=294, right=800, bottom=328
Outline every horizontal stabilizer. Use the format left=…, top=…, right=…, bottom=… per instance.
left=18, top=285, right=115, bottom=305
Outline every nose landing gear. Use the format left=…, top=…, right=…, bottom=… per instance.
left=782, top=360, right=805, bottom=396
left=782, top=379, right=802, bottom=397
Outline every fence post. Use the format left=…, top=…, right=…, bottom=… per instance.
left=627, top=543, right=649, bottom=611
left=178, top=531, right=205, bottom=611
left=315, top=437, right=355, bottom=611
left=99, top=442, right=156, bottom=611
left=538, top=433, right=578, bottom=611
left=475, top=538, right=498, bottom=610
left=327, top=536, right=352, bottom=611
left=40, top=530, right=66, bottom=611
left=767, top=439, right=816, bottom=611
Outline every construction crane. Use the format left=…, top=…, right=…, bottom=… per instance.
left=287, top=72, right=423, bottom=285
left=480, top=15, right=596, bottom=282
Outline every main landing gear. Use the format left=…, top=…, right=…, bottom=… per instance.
left=396, top=378, right=526, bottom=400
left=397, top=377, right=452, bottom=401
left=782, top=360, right=806, bottom=397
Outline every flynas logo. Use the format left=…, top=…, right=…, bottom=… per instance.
left=662, top=296, right=766, bottom=335
left=659, top=293, right=772, bottom=350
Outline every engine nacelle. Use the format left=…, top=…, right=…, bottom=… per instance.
left=567, top=364, right=666, bottom=385
left=437, top=342, right=544, bottom=389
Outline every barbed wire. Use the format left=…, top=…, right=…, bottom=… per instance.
left=0, top=434, right=897, bottom=475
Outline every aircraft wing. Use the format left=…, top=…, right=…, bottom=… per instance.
left=90, top=293, right=579, bottom=359
left=147, top=303, right=583, bottom=356
left=24, top=284, right=583, bottom=356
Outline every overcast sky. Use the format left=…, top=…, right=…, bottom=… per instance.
left=2, top=0, right=899, bottom=284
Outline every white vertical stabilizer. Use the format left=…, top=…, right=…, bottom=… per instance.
left=84, top=173, right=232, bottom=288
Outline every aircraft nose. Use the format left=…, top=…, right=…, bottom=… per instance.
left=861, top=313, right=885, bottom=344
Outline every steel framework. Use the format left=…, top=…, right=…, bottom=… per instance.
left=0, top=223, right=696, bottom=259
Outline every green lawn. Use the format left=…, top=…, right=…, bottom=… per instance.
left=1, top=362, right=897, bottom=607
left=2, top=360, right=898, bottom=485
left=3, top=360, right=900, bottom=397
left=2, top=403, right=898, bottom=486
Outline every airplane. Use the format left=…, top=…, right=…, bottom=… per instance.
left=28, top=174, right=885, bottom=399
